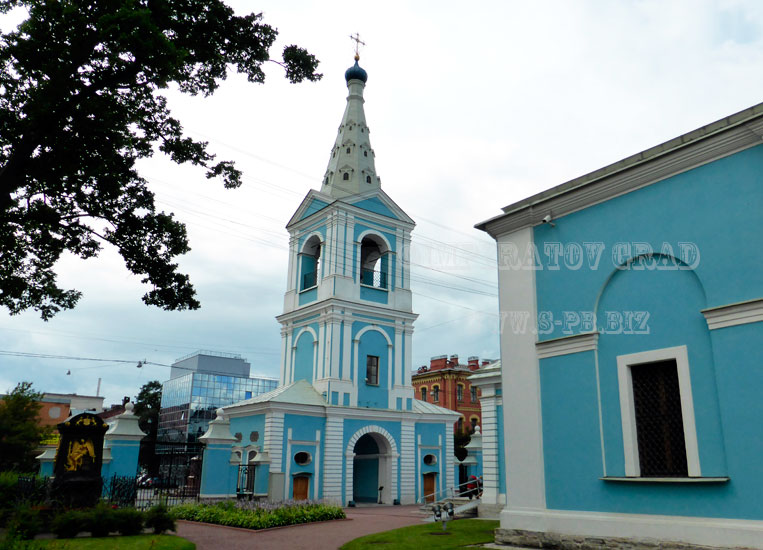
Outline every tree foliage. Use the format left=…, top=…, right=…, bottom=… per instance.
left=0, top=0, right=321, bottom=319
left=0, top=381, right=49, bottom=471
left=133, top=379, right=161, bottom=437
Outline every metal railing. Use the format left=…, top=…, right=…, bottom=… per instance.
left=418, top=479, right=482, bottom=505
left=360, top=268, right=387, bottom=289
left=302, top=270, right=317, bottom=289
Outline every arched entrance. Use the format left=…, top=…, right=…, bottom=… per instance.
left=346, top=426, right=398, bottom=505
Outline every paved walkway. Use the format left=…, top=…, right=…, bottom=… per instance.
left=175, top=505, right=425, bottom=550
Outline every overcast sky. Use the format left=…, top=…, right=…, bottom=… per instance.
left=2, top=0, right=762, bottom=408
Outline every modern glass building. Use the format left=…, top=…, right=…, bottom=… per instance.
left=158, top=351, right=278, bottom=442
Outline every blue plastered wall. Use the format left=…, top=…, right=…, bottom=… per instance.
left=532, top=144, right=763, bottom=519
left=354, top=322, right=394, bottom=409
left=283, top=414, right=325, bottom=499
left=103, top=439, right=141, bottom=478
left=200, top=444, right=237, bottom=497
left=415, top=422, right=448, bottom=501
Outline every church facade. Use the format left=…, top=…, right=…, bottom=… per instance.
left=199, top=58, right=458, bottom=505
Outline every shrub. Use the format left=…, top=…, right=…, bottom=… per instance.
left=0, top=529, right=32, bottom=550
left=171, top=501, right=345, bottom=531
left=52, top=510, right=87, bottom=539
left=113, top=507, right=144, bottom=536
left=87, top=504, right=117, bottom=537
left=145, top=504, right=175, bottom=534
left=6, top=507, right=41, bottom=540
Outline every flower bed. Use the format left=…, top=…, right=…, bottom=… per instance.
left=171, top=500, right=345, bottom=531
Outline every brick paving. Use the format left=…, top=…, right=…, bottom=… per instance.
left=174, top=504, right=426, bottom=550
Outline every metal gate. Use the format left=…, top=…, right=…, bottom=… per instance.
left=135, top=440, right=204, bottom=508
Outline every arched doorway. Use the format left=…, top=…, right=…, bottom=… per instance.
left=352, top=433, right=391, bottom=504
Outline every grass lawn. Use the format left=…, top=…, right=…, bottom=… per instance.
left=340, top=518, right=499, bottom=550
left=25, top=535, right=195, bottom=550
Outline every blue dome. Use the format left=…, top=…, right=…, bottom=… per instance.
left=344, top=60, right=368, bottom=83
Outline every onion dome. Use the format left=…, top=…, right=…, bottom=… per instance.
left=344, top=56, right=368, bottom=83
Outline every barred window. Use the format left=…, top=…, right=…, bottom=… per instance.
left=631, top=360, right=688, bottom=477
left=420, top=387, right=427, bottom=401
left=366, top=356, right=379, bottom=385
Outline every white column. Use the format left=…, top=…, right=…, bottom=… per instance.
left=480, top=393, right=500, bottom=504
left=394, top=327, right=403, bottom=387
left=313, top=429, right=321, bottom=500
left=395, top=228, right=403, bottom=289
left=322, top=417, right=344, bottom=503
left=496, top=227, right=546, bottom=518
left=280, top=329, right=289, bottom=386
left=317, top=321, right=326, bottom=379
left=343, top=321, right=353, bottom=381
left=345, top=217, right=355, bottom=278
left=312, top=340, right=319, bottom=381
left=288, top=236, right=299, bottom=291
left=402, top=235, right=412, bottom=289
left=265, top=412, right=285, bottom=474
left=403, top=328, right=414, bottom=386
left=330, top=319, right=341, bottom=379
left=285, top=428, right=292, bottom=498
left=400, top=422, right=416, bottom=504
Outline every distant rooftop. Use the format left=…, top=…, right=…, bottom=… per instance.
left=175, top=350, right=243, bottom=362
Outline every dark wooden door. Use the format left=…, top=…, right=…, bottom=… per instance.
left=293, top=476, right=309, bottom=500
left=423, top=473, right=436, bottom=503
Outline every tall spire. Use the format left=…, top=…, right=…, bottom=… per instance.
left=320, top=55, right=380, bottom=199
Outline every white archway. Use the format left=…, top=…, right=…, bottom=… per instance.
left=344, top=425, right=399, bottom=505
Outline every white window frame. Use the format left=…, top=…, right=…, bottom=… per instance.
left=616, top=345, right=701, bottom=478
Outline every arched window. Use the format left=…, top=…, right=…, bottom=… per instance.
left=470, top=417, right=479, bottom=430
left=457, top=384, right=464, bottom=402
left=359, top=235, right=389, bottom=289
left=457, top=417, right=464, bottom=433
left=343, top=172, right=350, bottom=181
left=432, top=385, right=440, bottom=403
left=471, top=386, right=478, bottom=403
left=346, top=147, right=351, bottom=153
left=364, top=150, right=368, bottom=157
left=421, top=387, right=427, bottom=401
left=299, top=235, right=321, bottom=291
left=366, top=175, right=371, bottom=183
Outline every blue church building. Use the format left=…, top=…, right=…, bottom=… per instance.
left=478, top=103, right=763, bottom=548
left=198, top=57, right=458, bottom=505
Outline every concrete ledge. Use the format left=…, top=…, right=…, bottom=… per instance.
left=495, top=528, right=758, bottom=550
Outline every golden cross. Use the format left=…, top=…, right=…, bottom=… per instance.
left=349, top=32, right=366, bottom=58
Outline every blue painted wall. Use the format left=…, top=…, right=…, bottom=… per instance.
left=352, top=197, right=399, bottom=219
left=354, top=327, right=391, bottom=409
left=200, top=444, right=237, bottom=496
left=299, top=198, right=329, bottom=221
left=293, top=329, right=316, bottom=382
left=532, top=145, right=763, bottom=519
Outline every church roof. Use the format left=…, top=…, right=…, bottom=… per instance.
left=411, top=398, right=462, bottom=417
left=232, top=379, right=326, bottom=407
left=320, top=57, right=380, bottom=199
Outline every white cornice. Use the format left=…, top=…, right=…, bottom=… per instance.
left=536, top=332, right=599, bottom=359
left=477, top=106, right=763, bottom=239
left=276, top=297, right=419, bottom=324
left=701, top=298, right=763, bottom=330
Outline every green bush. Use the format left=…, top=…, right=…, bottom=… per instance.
left=87, top=503, right=117, bottom=537
left=171, top=501, right=345, bottom=531
left=6, top=506, right=41, bottom=540
left=145, top=504, right=175, bottom=534
left=113, top=507, right=144, bottom=535
left=0, top=529, right=32, bottom=550
left=52, top=509, right=87, bottom=539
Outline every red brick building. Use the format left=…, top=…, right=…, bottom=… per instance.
left=412, top=355, right=490, bottom=432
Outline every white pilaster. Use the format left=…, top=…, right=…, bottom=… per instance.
left=400, top=422, right=416, bottom=504
left=322, top=416, right=344, bottom=503
left=265, top=412, right=285, bottom=474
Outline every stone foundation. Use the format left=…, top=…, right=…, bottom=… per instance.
left=495, top=528, right=757, bottom=550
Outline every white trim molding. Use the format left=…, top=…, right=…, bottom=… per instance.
left=498, top=508, right=763, bottom=550
left=616, top=345, right=700, bottom=478
left=702, top=298, right=763, bottom=330
left=536, top=332, right=599, bottom=359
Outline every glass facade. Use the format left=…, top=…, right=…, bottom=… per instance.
left=158, top=373, right=278, bottom=442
